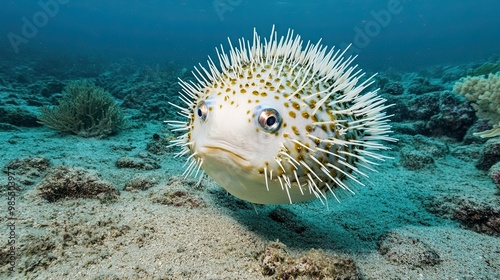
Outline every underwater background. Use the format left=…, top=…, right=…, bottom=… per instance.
left=2, top=0, right=500, bottom=71
left=1, top=0, right=500, bottom=279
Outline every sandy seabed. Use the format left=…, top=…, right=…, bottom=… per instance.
left=0, top=119, right=499, bottom=279
left=0, top=55, right=499, bottom=279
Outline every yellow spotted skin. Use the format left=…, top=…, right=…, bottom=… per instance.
left=167, top=27, right=396, bottom=205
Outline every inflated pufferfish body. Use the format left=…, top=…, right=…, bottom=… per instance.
left=168, top=27, right=396, bottom=205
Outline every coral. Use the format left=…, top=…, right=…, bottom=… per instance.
left=466, top=61, right=500, bottom=77
left=407, top=77, right=444, bottom=95
left=475, top=138, right=500, bottom=170
left=453, top=202, right=500, bottom=237
left=260, top=242, right=286, bottom=276
left=377, top=231, right=440, bottom=268
left=37, top=166, right=119, bottom=202
left=387, top=91, right=476, bottom=140
left=425, top=194, right=500, bottom=236
left=424, top=193, right=485, bottom=219
left=123, top=176, right=158, bottom=191
left=406, top=93, right=440, bottom=120
left=425, top=91, right=476, bottom=140
left=37, top=80, right=124, bottom=138
left=453, top=73, right=500, bottom=138
left=259, top=241, right=359, bottom=279
left=382, top=82, right=404, bottom=95
left=489, top=162, right=500, bottom=190
left=382, top=96, right=410, bottom=123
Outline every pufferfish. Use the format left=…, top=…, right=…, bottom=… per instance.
left=167, top=26, right=396, bottom=205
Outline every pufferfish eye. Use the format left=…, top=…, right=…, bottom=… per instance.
left=257, top=108, right=282, bottom=133
left=196, top=101, right=208, bottom=121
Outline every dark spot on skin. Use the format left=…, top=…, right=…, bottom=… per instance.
left=309, top=99, right=317, bottom=109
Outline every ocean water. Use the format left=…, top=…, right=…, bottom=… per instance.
left=1, top=1, right=500, bottom=279
left=2, top=0, right=500, bottom=70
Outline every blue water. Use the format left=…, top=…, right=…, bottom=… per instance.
left=1, top=0, right=499, bottom=72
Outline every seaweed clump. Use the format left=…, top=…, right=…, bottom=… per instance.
left=259, top=241, right=359, bottom=279
left=37, top=166, right=119, bottom=202
left=38, top=80, right=124, bottom=138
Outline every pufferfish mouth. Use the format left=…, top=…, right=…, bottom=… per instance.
left=201, top=145, right=252, bottom=169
